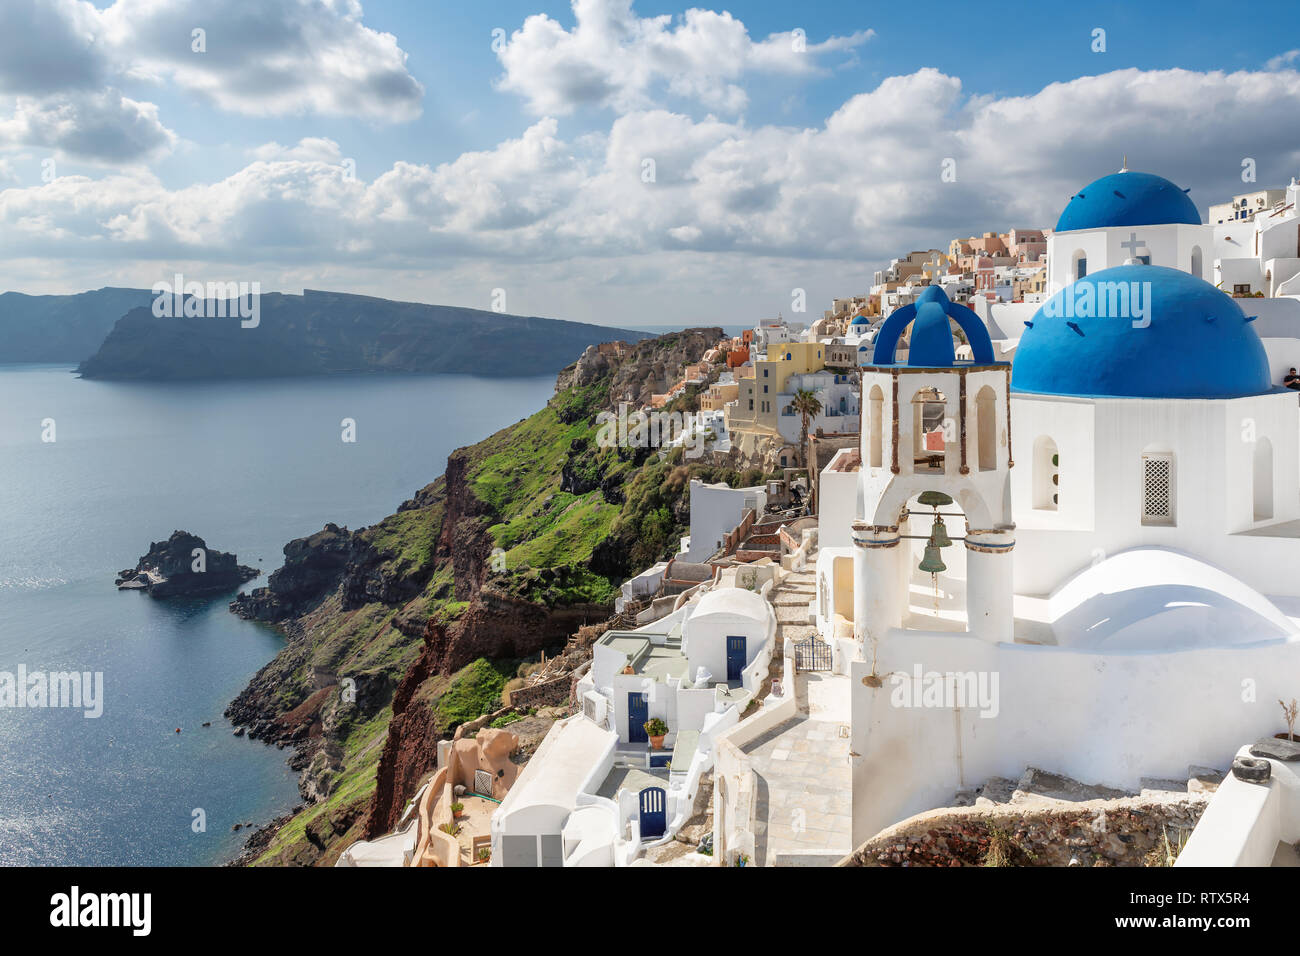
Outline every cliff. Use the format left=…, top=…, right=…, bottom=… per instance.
left=224, top=328, right=768, bottom=865
left=0, top=287, right=153, bottom=363
left=77, top=289, right=652, bottom=380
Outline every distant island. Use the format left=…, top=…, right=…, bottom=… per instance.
left=117, top=531, right=259, bottom=598
left=0, top=288, right=154, bottom=363
left=73, top=289, right=651, bottom=380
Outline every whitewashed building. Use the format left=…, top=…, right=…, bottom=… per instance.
left=815, top=169, right=1300, bottom=850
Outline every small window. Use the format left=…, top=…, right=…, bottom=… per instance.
left=1141, top=453, right=1175, bottom=525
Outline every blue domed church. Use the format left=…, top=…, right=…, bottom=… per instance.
left=1045, top=166, right=1215, bottom=291
left=818, top=169, right=1300, bottom=851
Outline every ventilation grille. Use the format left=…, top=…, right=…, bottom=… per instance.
left=1143, top=455, right=1172, bottom=521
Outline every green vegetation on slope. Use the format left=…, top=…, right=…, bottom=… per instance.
left=243, top=341, right=782, bottom=865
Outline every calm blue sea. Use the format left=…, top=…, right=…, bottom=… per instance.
left=0, top=366, right=555, bottom=865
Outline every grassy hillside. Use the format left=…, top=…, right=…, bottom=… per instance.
left=238, top=341, right=776, bottom=865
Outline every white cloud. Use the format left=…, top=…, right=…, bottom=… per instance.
left=0, top=89, right=175, bottom=162
left=495, top=0, right=871, bottom=115
left=1266, top=49, right=1300, bottom=70
left=0, top=0, right=423, bottom=163
left=249, top=138, right=345, bottom=164
left=4, top=65, right=1300, bottom=325
left=98, top=0, right=423, bottom=121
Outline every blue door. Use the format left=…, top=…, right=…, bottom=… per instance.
left=726, top=635, right=747, bottom=683
left=639, top=787, right=666, bottom=840
left=628, top=692, right=648, bottom=743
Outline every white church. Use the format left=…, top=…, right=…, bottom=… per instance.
left=814, top=168, right=1300, bottom=847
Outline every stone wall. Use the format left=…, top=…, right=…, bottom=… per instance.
left=839, top=794, right=1209, bottom=867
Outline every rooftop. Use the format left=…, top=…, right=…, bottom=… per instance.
left=597, top=628, right=689, bottom=682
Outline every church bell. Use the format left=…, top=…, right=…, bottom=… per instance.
left=918, top=545, right=946, bottom=574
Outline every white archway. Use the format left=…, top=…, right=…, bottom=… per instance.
left=1190, top=245, right=1204, bottom=280
left=1071, top=248, right=1088, bottom=281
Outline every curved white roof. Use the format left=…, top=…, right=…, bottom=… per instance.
left=690, top=586, right=771, bottom=623
left=1048, top=548, right=1298, bottom=651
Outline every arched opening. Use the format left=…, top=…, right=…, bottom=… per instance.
left=1032, top=436, right=1059, bottom=510
left=910, top=387, right=947, bottom=473
left=976, top=386, right=997, bottom=471
left=1140, top=445, right=1175, bottom=526
left=1071, top=248, right=1088, bottom=281
left=1253, top=437, right=1274, bottom=521
left=1190, top=245, right=1203, bottom=280
left=868, top=385, right=884, bottom=469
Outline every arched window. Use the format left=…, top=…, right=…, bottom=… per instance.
left=1190, top=245, right=1203, bottom=280
left=1254, top=437, right=1274, bottom=521
left=1071, top=249, right=1088, bottom=281
left=1032, top=436, right=1059, bottom=510
left=1140, top=446, right=1175, bottom=526
left=910, top=386, right=947, bottom=474
left=868, top=385, right=884, bottom=469
left=976, top=386, right=997, bottom=471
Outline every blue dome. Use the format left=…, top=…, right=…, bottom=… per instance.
left=850, top=315, right=870, bottom=326
left=871, top=284, right=999, bottom=367
left=1011, top=265, right=1271, bottom=400
left=1056, top=171, right=1200, bottom=231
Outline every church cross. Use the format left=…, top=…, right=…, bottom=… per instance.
left=1120, top=232, right=1147, bottom=259
left=929, top=252, right=943, bottom=284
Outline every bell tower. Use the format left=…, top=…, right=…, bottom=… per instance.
left=852, top=284, right=1015, bottom=650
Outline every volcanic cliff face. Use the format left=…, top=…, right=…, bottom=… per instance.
left=225, top=327, right=757, bottom=865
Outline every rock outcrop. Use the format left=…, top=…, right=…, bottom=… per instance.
left=116, top=530, right=258, bottom=597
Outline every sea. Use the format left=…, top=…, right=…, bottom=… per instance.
left=0, top=365, right=556, bottom=865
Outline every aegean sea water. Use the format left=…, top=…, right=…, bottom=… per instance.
left=0, top=366, right=556, bottom=865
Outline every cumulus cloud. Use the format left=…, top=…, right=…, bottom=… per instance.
left=495, top=0, right=871, bottom=115
left=98, top=0, right=423, bottom=121
left=0, top=89, right=175, bottom=162
left=0, top=0, right=422, bottom=164
left=4, top=65, right=1300, bottom=320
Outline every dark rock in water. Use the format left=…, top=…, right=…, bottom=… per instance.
left=117, top=530, right=259, bottom=598
left=1250, top=737, right=1300, bottom=761
left=1232, top=755, right=1272, bottom=783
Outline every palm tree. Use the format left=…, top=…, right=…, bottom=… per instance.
left=791, top=388, right=824, bottom=471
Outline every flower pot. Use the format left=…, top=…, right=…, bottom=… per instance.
left=649, top=734, right=666, bottom=751
left=1275, top=732, right=1299, bottom=742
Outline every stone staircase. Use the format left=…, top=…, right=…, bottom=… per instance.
left=765, top=568, right=821, bottom=706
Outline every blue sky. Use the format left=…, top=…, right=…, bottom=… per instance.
left=3, top=0, right=1300, bottom=326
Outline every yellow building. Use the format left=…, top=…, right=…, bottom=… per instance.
left=727, top=341, right=826, bottom=435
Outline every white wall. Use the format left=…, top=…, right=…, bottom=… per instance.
left=683, top=480, right=765, bottom=562
left=1010, top=392, right=1300, bottom=596
left=849, top=630, right=1300, bottom=845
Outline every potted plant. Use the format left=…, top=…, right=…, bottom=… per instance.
left=439, top=821, right=460, bottom=837
left=476, top=847, right=491, bottom=865
left=450, top=801, right=465, bottom=819
left=1278, top=698, right=1298, bottom=742
left=643, top=717, right=669, bottom=750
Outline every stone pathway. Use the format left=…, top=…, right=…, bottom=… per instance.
left=745, top=563, right=853, bottom=866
